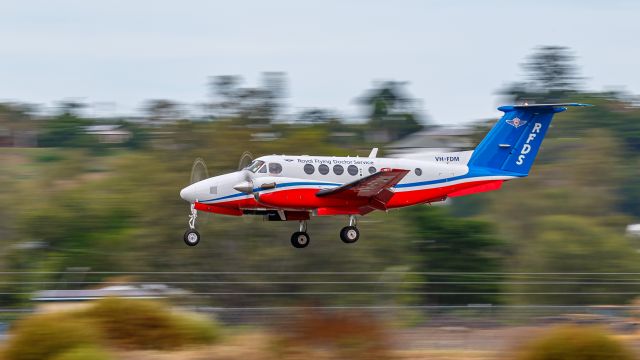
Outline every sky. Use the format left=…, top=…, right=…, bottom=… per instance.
left=1, top=0, right=639, bottom=124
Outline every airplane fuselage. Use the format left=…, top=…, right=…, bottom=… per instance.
left=179, top=152, right=515, bottom=217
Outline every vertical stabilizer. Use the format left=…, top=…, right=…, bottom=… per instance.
left=467, top=103, right=589, bottom=176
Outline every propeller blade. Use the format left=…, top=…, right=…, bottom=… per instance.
left=237, top=150, right=255, bottom=184
left=190, top=158, right=209, bottom=184
left=238, top=151, right=254, bottom=171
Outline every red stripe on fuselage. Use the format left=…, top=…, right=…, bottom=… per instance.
left=197, top=179, right=504, bottom=214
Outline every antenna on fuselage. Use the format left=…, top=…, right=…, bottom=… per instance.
left=368, top=148, right=378, bottom=158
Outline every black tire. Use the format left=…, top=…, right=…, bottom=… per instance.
left=340, top=226, right=359, bottom=244
left=291, top=231, right=310, bottom=248
left=184, top=229, right=201, bottom=246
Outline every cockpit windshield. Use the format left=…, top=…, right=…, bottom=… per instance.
left=245, top=160, right=265, bottom=173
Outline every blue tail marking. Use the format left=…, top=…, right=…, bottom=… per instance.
left=468, top=103, right=590, bottom=176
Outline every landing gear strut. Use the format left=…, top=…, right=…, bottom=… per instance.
left=340, top=215, right=360, bottom=244
left=184, top=203, right=201, bottom=246
left=291, top=221, right=310, bottom=248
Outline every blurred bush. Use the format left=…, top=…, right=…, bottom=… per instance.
left=172, top=310, right=222, bottom=345
left=83, top=297, right=220, bottom=349
left=49, top=346, right=113, bottom=360
left=514, top=325, right=634, bottom=360
left=2, top=298, right=220, bottom=359
left=271, top=309, right=392, bottom=360
left=2, top=312, right=104, bottom=360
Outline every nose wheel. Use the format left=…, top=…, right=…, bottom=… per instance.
left=291, top=221, right=310, bottom=248
left=184, top=203, right=201, bottom=246
left=184, top=229, right=201, bottom=246
left=340, top=215, right=360, bottom=244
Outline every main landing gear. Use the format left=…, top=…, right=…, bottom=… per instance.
left=291, top=221, right=310, bottom=248
left=289, top=216, right=360, bottom=249
left=184, top=203, right=201, bottom=246
left=340, top=215, right=360, bottom=244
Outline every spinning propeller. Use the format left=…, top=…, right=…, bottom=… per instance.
left=234, top=151, right=255, bottom=194
left=189, top=157, right=209, bottom=185
left=237, top=151, right=254, bottom=171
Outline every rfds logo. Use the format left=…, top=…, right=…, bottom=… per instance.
left=506, top=117, right=527, bottom=128
left=516, top=123, right=542, bottom=165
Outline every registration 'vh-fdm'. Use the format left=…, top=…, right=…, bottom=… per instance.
left=180, top=103, right=589, bottom=248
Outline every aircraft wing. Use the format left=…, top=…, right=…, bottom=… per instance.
left=316, top=168, right=410, bottom=214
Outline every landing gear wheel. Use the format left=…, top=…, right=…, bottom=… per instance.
left=291, top=232, right=310, bottom=248
left=184, top=229, right=201, bottom=246
left=340, top=226, right=360, bottom=244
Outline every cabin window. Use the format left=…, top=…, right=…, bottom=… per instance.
left=333, top=164, right=344, bottom=175
left=319, top=164, right=329, bottom=175
left=246, top=160, right=265, bottom=173
left=303, top=164, right=315, bottom=174
left=415, top=168, right=422, bottom=176
left=347, top=165, right=358, bottom=176
left=258, top=164, right=267, bottom=173
left=368, top=166, right=376, bottom=174
left=269, top=162, right=283, bottom=174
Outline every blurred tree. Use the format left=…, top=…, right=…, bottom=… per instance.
left=296, top=108, right=337, bottom=123
left=405, top=206, right=505, bottom=305
left=18, top=186, right=138, bottom=272
left=358, top=81, right=422, bottom=141
left=209, top=72, right=287, bottom=124
left=509, top=215, right=640, bottom=305
left=38, top=113, right=92, bottom=148
left=505, top=45, right=583, bottom=102
left=57, top=100, right=87, bottom=116
left=143, top=99, right=182, bottom=124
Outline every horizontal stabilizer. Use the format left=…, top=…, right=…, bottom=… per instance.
left=498, top=103, right=592, bottom=112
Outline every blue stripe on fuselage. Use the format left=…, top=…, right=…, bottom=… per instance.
left=199, top=167, right=522, bottom=203
left=200, top=181, right=340, bottom=203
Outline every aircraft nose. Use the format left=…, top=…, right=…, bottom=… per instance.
left=180, top=184, right=197, bottom=203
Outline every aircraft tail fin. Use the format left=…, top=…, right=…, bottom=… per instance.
left=467, top=103, right=590, bottom=176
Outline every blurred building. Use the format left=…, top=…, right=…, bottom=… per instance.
left=386, top=126, right=473, bottom=156
left=84, top=124, right=131, bottom=144
left=0, top=126, right=38, bottom=147
left=32, top=284, right=188, bottom=312
left=626, top=224, right=640, bottom=237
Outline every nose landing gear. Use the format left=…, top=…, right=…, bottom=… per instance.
left=291, top=221, right=310, bottom=248
left=340, top=215, right=360, bottom=244
left=184, top=203, right=201, bottom=246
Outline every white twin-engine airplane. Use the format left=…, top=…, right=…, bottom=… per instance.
left=180, top=103, right=589, bottom=248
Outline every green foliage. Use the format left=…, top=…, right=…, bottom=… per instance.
left=514, top=325, right=634, bottom=360
left=405, top=206, right=504, bottom=304
left=34, top=152, right=65, bottom=163
left=39, top=113, right=92, bottom=148
left=3, top=68, right=640, bottom=313
left=2, top=312, right=103, bottom=360
left=83, top=297, right=220, bottom=349
left=18, top=185, right=136, bottom=272
left=49, top=346, right=113, bottom=360
left=509, top=215, right=640, bottom=305
left=172, top=310, right=222, bottom=345
left=2, top=299, right=220, bottom=359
